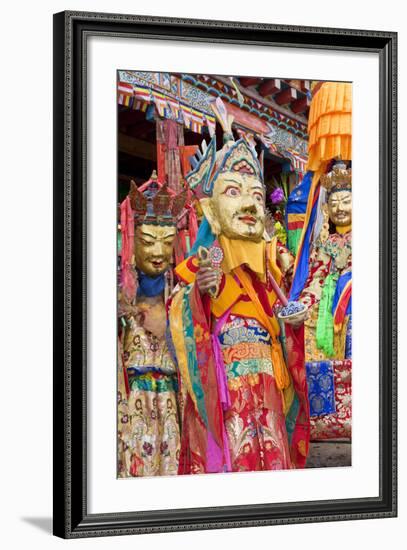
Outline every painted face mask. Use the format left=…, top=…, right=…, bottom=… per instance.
left=202, top=172, right=265, bottom=242
left=328, top=190, right=352, bottom=227
left=128, top=178, right=187, bottom=276
left=321, top=162, right=352, bottom=227
left=184, top=98, right=265, bottom=242
left=134, top=223, right=176, bottom=276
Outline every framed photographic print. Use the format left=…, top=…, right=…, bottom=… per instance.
left=53, top=11, right=397, bottom=538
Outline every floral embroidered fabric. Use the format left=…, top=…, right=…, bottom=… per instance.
left=219, top=316, right=292, bottom=471
left=309, top=359, right=352, bottom=441
left=118, top=315, right=181, bottom=477
left=306, top=361, right=336, bottom=416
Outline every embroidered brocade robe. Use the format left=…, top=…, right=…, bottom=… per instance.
left=299, top=230, right=352, bottom=440
left=300, top=231, right=352, bottom=362
left=118, top=295, right=181, bottom=477
left=169, top=237, right=310, bottom=474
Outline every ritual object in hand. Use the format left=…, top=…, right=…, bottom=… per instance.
left=197, top=245, right=224, bottom=298
left=278, top=300, right=307, bottom=319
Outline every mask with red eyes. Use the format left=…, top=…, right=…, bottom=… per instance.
left=200, top=171, right=266, bottom=242
left=184, top=98, right=265, bottom=241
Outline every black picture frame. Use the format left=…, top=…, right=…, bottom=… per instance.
left=53, top=10, right=397, bottom=539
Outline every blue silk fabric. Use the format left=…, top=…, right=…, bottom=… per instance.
left=286, top=170, right=313, bottom=218
left=188, top=216, right=216, bottom=257
left=306, top=360, right=336, bottom=417
left=137, top=270, right=166, bottom=298
left=332, top=271, right=352, bottom=317
left=332, top=272, right=352, bottom=359
left=289, top=172, right=320, bottom=301
left=345, top=314, right=352, bottom=359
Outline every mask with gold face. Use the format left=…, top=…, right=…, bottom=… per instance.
left=134, top=223, right=176, bottom=276
left=321, top=162, right=352, bottom=229
left=327, top=190, right=352, bottom=227
left=129, top=180, right=187, bottom=277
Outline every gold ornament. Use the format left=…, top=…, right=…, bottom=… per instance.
left=320, top=162, right=352, bottom=195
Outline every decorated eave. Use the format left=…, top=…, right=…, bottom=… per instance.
left=235, top=77, right=310, bottom=122
left=118, top=70, right=309, bottom=174
left=190, top=74, right=309, bottom=134
left=118, top=72, right=216, bottom=135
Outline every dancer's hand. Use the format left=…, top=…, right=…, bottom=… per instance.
left=196, top=266, right=220, bottom=296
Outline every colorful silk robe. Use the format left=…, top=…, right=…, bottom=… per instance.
left=118, top=295, right=181, bottom=477
left=299, top=230, right=352, bottom=440
left=300, top=230, right=352, bottom=363
left=169, top=237, right=310, bottom=474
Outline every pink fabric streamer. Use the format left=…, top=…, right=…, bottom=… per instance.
left=268, top=272, right=289, bottom=307
left=211, top=334, right=231, bottom=411
left=205, top=312, right=233, bottom=473
left=206, top=430, right=225, bottom=473
left=164, top=119, right=179, bottom=151
left=120, top=196, right=136, bottom=300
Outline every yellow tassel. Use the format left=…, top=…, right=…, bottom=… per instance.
left=271, top=341, right=291, bottom=391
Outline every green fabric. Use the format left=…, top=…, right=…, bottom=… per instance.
left=130, top=373, right=178, bottom=393
left=274, top=221, right=287, bottom=245
left=316, top=273, right=339, bottom=357
left=285, top=394, right=300, bottom=444
left=182, top=285, right=208, bottom=427
left=225, top=358, right=274, bottom=379
left=287, top=228, right=302, bottom=255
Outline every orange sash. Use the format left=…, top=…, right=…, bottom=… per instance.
left=232, top=266, right=291, bottom=392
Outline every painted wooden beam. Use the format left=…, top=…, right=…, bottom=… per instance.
left=275, top=87, right=298, bottom=105
left=258, top=78, right=281, bottom=97
left=215, top=75, right=309, bottom=126
left=301, top=80, right=311, bottom=92
left=238, top=77, right=262, bottom=87
left=224, top=102, right=270, bottom=134
left=291, top=96, right=311, bottom=114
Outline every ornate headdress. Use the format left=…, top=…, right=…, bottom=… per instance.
left=185, top=98, right=263, bottom=198
left=129, top=179, right=187, bottom=226
left=320, top=162, right=352, bottom=196
left=119, top=173, right=187, bottom=300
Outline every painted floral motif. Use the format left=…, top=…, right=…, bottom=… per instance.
left=220, top=317, right=292, bottom=471
left=193, top=324, right=210, bottom=344
left=309, top=360, right=352, bottom=441
left=120, top=381, right=181, bottom=477
left=118, top=315, right=181, bottom=478
left=124, top=316, right=176, bottom=376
